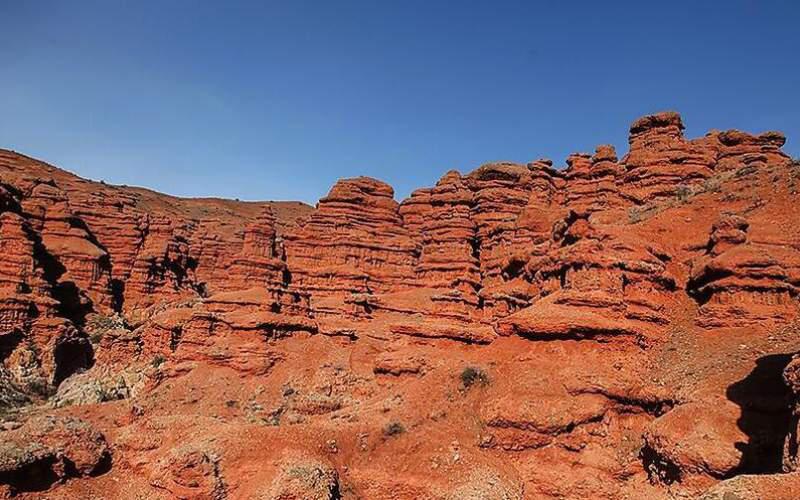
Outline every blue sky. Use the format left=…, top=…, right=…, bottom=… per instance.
left=1, top=1, right=798, bottom=204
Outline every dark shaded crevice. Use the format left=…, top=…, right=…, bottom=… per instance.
left=502, top=257, right=526, bottom=280
left=686, top=268, right=733, bottom=306
left=469, top=230, right=485, bottom=304
left=27, top=233, right=92, bottom=328
left=0, top=456, right=60, bottom=494
left=110, top=278, right=125, bottom=312
left=52, top=335, right=93, bottom=386
left=640, top=444, right=682, bottom=485
left=726, top=353, right=794, bottom=474
left=90, top=451, right=113, bottom=477
left=169, top=327, right=183, bottom=352
left=331, top=479, right=343, bottom=500
left=516, top=330, right=637, bottom=344
left=572, top=388, right=677, bottom=417
left=66, top=216, right=109, bottom=255
left=0, top=329, right=24, bottom=362
left=282, top=267, right=292, bottom=286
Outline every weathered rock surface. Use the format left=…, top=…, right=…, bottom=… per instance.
left=284, top=177, right=418, bottom=304
left=0, top=416, right=109, bottom=495
left=690, top=213, right=800, bottom=328
left=622, top=111, right=717, bottom=203
left=1, top=112, right=799, bottom=499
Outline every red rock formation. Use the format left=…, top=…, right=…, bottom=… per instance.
left=284, top=177, right=418, bottom=312
left=0, top=110, right=798, bottom=500
left=565, top=146, right=627, bottom=213
left=0, top=416, right=109, bottom=495
left=400, top=171, right=480, bottom=294
left=481, top=159, right=565, bottom=317
left=17, top=181, right=114, bottom=314
left=215, top=207, right=286, bottom=292
left=714, top=129, right=791, bottom=173
left=0, top=149, right=313, bottom=318
left=690, top=214, right=800, bottom=328
left=622, top=112, right=717, bottom=203
left=464, top=162, right=541, bottom=289
left=0, top=211, right=51, bottom=333
left=496, top=213, right=677, bottom=341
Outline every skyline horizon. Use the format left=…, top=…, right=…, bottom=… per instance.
left=4, top=107, right=796, bottom=205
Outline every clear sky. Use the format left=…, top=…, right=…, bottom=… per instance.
left=1, top=1, right=798, bottom=204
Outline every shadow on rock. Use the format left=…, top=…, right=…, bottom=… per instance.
left=726, top=353, right=794, bottom=474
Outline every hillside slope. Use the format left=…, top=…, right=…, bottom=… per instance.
left=1, top=112, right=799, bottom=499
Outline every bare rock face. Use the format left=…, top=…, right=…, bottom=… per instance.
left=0, top=416, right=109, bottom=495
left=18, top=181, right=114, bottom=315
left=0, top=112, right=799, bottom=499
left=622, top=112, right=717, bottom=203
left=0, top=192, right=92, bottom=394
left=689, top=214, right=800, bottom=329
left=215, top=207, right=287, bottom=293
left=714, top=129, right=791, bottom=173
left=496, top=212, right=677, bottom=341
left=564, top=146, right=626, bottom=213
left=284, top=177, right=418, bottom=312
left=784, top=355, right=800, bottom=472
left=479, top=159, right=566, bottom=317
left=464, top=162, right=546, bottom=291
left=400, top=170, right=480, bottom=295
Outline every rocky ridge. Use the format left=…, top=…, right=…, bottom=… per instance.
left=0, top=112, right=799, bottom=499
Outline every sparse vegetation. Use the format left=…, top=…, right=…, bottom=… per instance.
left=735, top=164, right=758, bottom=178
left=627, top=169, right=744, bottom=225
left=790, top=159, right=800, bottom=192
left=460, top=366, right=490, bottom=389
left=675, top=184, right=691, bottom=203
left=628, top=206, right=648, bottom=224
left=383, top=421, right=405, bottom=437
left=151, top=354, right=166, bottom=368
left=702, top=176, right=722, bottom=193
left=85, top=314, right=129, bottom=344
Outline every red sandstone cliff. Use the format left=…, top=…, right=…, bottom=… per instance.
left=1, top=112, right=799, bottom=499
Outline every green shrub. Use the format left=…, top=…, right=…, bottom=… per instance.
left=151, top=354, right=166, bottom=368
left=460, top=366, right=489, bottom=388
left=675, top=184, right=691, bottom=203
left=383, top=421, right=405, bottom=437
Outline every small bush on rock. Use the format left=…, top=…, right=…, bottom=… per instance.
left=460, top=366, right=489, bottom=389
left=383, top=421, right=405, bottom=437
left=151, top=354, right=166, bottom=368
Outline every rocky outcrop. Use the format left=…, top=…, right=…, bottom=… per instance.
left=261, top=456, right=340, bottom=500
left=18, top=181, right=114, bottom=315
left=215, top=207, right=287, bottom=292
left=0, top=192, right=93, bottom=394
left=0, top=416, right=109, bottom=495
left=622, top=112, right=717, bottom=203
left=284, top=177, right=418, bottom=315
left=148, top=445, right=226, bottom=500
left=497, top=213, right=677, bottom=341
left=689, top=214, right=800, bottom=329
left=564, top=146, right=627, bottom=213
left=400, top=171, right=480, bottom=295
left=465, top=162, right=548, bottom=290
left=0, top=110, right=799, bottom=500
left=784, top=355, right=800, bottom=472
left=714, top=129, right=791, bottom=173
left=478, top=159, right=565, bottom=317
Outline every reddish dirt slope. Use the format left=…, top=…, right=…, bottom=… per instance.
left=1, top=112, right=800, bottom=499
